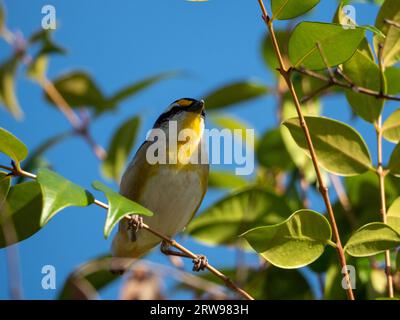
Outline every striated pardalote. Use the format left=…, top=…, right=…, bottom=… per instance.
left=111, top=98, right=209, bottom=271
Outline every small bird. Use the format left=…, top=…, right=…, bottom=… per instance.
left=112, top=98, right=209, bottom=271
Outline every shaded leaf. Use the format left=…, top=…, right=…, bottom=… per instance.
left=203, top=81, right=268, bottom=110
left=0, top=127, right=28, bottom=163
left=382, top=109, right=400, bottom=143
left=37, top=168, right=94, bottom=226
left=0, top=56, right=22, bottom=119
left=374, top=0, right=400, bottom=67
left=385, top=67, right=400, bottom=94
left=0, top=171, right=11, bottom=207
left=92, top=181, right=153, bottom=238
left=0, top=1, right=4, bottom=31
left=242, top=209, right=332, bottom=268
left=272, top=0, right=320, bottom=20
left=342, top=50, right=384, bottom=122
left=282, top=116, right=372, bottom=176
left=102, top=116, right=140, bottom=181
left=288, top=22, right=365, bottom=70
left=344, top=222, right=400, bottom=257
left=187, top=187, right=291, bottom=246
left=208, top=171, right=248, bottom=190
left=387, top=197, right=400, bottom=234
left=388, top=142, right=400, bottom=177
left=0, top=181, right=42, bottom=248
left=262, top=30, right=290, bottom=71
left=29, top=29, right=67, bottom=56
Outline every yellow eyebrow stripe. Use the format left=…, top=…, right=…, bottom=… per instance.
left=177, top=99, right=193, bottom=107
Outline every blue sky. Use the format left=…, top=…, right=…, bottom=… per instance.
left=0, top=0, right=393, bottom=299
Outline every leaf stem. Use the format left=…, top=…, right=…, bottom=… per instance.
left=257, top=0, right=354, bottom=300
left=3, top=165, right=254, bottom=300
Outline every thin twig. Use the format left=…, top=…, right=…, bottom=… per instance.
left=384, top=19, right=400, bottom=29
left=301, top=82, right=334, bottom=104
left=257, top=0, right=354, bottom=300
left=3, top=166, right=254, bottom=301
left=375, top=43, right=394, bottom=298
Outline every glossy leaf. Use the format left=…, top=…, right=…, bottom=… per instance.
left=382, top=109, right=400, bottom=143
left=343, top=50, right=384, bottom=122
left=92, top=181, right=153, bottom=238
left=388, top=142, right=400, bottom=177
left=0, top=181, right=43, bottom=248
left=272, top=0, right=320, bottom=20
left=387, top=197, right=400, bottom=233
left=385, top=67, right=400, bottom=94
left=186, top=187, right=291, bottom=246
left=37, top=169, right=94, bottom=226
left=0, top=56, right=22, bottom=119
left=256, top=128, right=293, bottom=170
left=208, top=171, right=248, bottom=190
left=203, top=81, right=268, bottom=110
left=344, top=222, right=400, bottom=257
left=374, top=0, right=400, bottom=67
left=242, top=210, right=332, bottom=269
left=282, top=116, right=372, bottom=176
left=0, top=127, right=28, bottom=163
left=288, top=22, right=365, bottom=70
left=102, top=116, right=140, bottom=181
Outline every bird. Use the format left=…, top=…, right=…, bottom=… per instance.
left=111, top=98, right=209, bottom=272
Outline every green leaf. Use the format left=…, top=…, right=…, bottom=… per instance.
left=397, top=250, right=400, bottom=272
left=262, top=31, right=290, bottom=71
left=382, top=109, right=400, bottom=143
left=344, top=222, right=400, bottom=257
left=203, top=81, right=268, bottom=110
left=106, top=72, right=177, bottom=107
left=29, top=29, right=67, bottom=56
left=385, top=67, right=400, bottom=94
left=46, top=71, right=109, bottom=111
left=342, top=50, right=384, bottom=123
left=282, top=116, right=372, bottom=176
left=37, top=168, right=94, bottom=226
left=241, top=209, right=332, bottom=269
left=387, top=197, right=400, bottom=233
left=388, top=142, right=400, bottom=177
left=0, top=56, right=22, bottom=119
left=0, top=1, right=5, bottom=31
left=0, top=181, right=43, bottom=248
left=92, top=181, right=153, bottom=238
left=0, top=171, right=11, bottom=207
left=374, top=0, right=400, bottom=67
left=186, top=187, right=291, bottom=246
left=208, top=171, right=248, bottom=190
left=272, top=0, right=320, bottom=20
left=288, top=22, right=365, bottom=70
left=0, top=127, right=28, bottom=163
left=256, top=128, right=294, bottom=170
left=27, top=54, right=48, bottom=81
left=101, top=116, right=140, bottom=181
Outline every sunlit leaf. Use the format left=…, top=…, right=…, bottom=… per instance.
left=242, top=209, right=332, bottom=268
left=187, top=187, right=291, bottom=246
left=385, top=67, right=400, bottom=94
left=27, top=54, right=48, bottom=81
left=0, top=56, right=22, bottom=119
left=92, top=181, right=153, bottom=238
left=102, top=116, right=140, bottom=182
left=272, top=0, right=320, bottom=20
left=344, top=222, right=400, bottom=257
left=289, top=22, right=365, bottom=70
left=342, top=50, right=384, bottom=123
left=374, top=0, right=400, bottom=67
left=388, top=142, right=400, bottom=177
left=282, top=116, right=372, bottom=175
left=37, top=168, right=94, bottom=226
left=382, top=109, right=400, bottom=143
left=0, top=127, right=28, bottom=163
left=387, top=197, right=400, bottom=233
left=203, top=81, right=268, bottom=110
left=208, top=171, right=248, bottom=190
left=0, top=181, right=42, bottom=248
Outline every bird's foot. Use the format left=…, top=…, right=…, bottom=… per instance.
left=192, top=254, right=208, bottom=272
left=127, top=215, right=144, bottom=232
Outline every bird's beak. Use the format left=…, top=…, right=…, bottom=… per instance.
left=189, top=99, right=205, bottom=114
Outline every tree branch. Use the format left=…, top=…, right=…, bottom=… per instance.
left=3, top=165, right=254, bottom=301
left=257, top=0, right=354, bottom=300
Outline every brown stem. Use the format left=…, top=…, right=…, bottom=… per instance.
left=384, top=19, right=400, bottom=29
left=257, top=0, right=354, bottom=300
left=4, top=167, right=254, bottom=301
